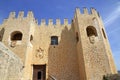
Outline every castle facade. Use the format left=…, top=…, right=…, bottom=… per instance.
left=0, top=8, right=117, bottom=80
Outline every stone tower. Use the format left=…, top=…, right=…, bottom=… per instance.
left=0, top=11, right=37, bottom=79
left=0, top=8, right=117, bottom=80
left=73, top=8, right=117, bottom=80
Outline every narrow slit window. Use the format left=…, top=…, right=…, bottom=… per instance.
left=0, top=28, right=5, bottom=41
left=30, top=35, right=33, bottom=41
left=76, top=32, right=79, bottom=42
left=102, top=28, right=106, bottom=39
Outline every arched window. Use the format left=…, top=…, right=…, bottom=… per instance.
left=11, top=31, right=23, bottom=41
left=86, top=26, right=97, bottom=37
left=51, top=36, right=58, bottom=45
left=102, top=28, right=106, bottom=39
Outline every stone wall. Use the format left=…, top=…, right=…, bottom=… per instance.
left=31, top=25, right=80, bottom=80
left=73, top=8, right=117, bottom=80
left=0, top=42, right=23, bottom=80
left=0, top=8, right=117, bottom=80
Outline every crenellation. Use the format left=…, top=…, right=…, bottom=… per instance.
left=90, top=8, right=98, bottom=16
left=75, top=7, right=80, bottom=18
left=18, top=11, right=24, bottom=18
left=74, top=7, right=100, bottom=16
left=83, top=7, right=89, bottom=14
left=27, top=11, right=34, bottom=18
left=40, top=19, right=46, bottom=25
left=9, top=12, right=16, bottom=19
left=91, top=8, right=96, bottom=14
left=64, top=18, right=68, bottom=25
left=48, top=19, right=53, bottom=26
left=39, top=19, right=71, bottom=26
left=56, top=19, right=61, bottom=25
left=75, top=7, right=81, bottom=14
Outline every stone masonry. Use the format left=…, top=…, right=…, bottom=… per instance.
left=0, top=8, right=117, bottom=80
left=0, top=42, right=23, bottom=80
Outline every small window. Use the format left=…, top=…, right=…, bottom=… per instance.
left=51, top=36, right=58, bottom=45
left=76, top=32, right=79, bottom=42
left=11, top=31, right=22, bottom=41
left=102, top=28, right=106, bottom=39
left=86, top=26, right=97, bottom=37
left=0, top=28, right=5, bottom=41
left=30, top=35, right=33, bottom=41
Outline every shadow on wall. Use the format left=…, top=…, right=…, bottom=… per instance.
left=0, top=28, right=5, bottom=41
left=48, top=26, right=80, bottom=80
left=103, top=74, right=120, bottom=80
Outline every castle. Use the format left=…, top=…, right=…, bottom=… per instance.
left=0, top=8, right=117, bottom=80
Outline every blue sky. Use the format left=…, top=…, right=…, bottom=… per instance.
left=0, top=0, right=120, bottom=70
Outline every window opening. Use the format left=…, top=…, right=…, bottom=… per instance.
left=11, top=31, right=22, bottom=41
left=86, top=26, right=97, bottom=37
left=38, top=71, right=42, bottom=80
left=0, top=28, right=5, bottom=41
left=30, top=35, right=33, bottom=41
left=76, top=32, right=79, bottom=42
left=102, top=28, right=106, bottom=39
left=51, top=36, right=58, bottom=45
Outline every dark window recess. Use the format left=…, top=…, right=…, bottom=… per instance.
left=51, top=36, right=58, bottom=45
left=30, top=35, right=33, bottom=41
left=0, top=28, right=5, bottom=41
left=86, top=26, right=97, bottom=37
left=38, top=71, right=42, bottom=80
left=102, top=28, right=106, bottom=39
left=11, top=31, right=22, bottom=41
left=76, top=32, right=79, bottom=42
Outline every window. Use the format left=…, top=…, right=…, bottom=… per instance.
left=38, top=71, right=42, bottom=80
left=51, top=36, right=58, bottom=45
left=30, top=35, right=33, bottom=41
left=86, top=26, right=97, bottom=37
left=86, top=26, right=97, bottom=44
left=11, top=31, right=22, bottom=41
left=76, top=32, right=79, bottom=42
left=102, top=28, right=106, bottom=39
left=0, top=28, right=5, bottom=41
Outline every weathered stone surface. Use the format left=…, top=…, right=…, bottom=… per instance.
left=0, top=42, right=23, bottom=80
left=0, top=8, right=117, bottom=80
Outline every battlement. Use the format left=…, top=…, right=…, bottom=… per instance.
left=75, top=7, right=100, bottom=17
left=6, top=11, right=70, bottom=26
left=8, top=11, right=34, bottom=19
left=40, top=18, right=69, bottom=26
left=4, top=7, right=100, bottom=26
